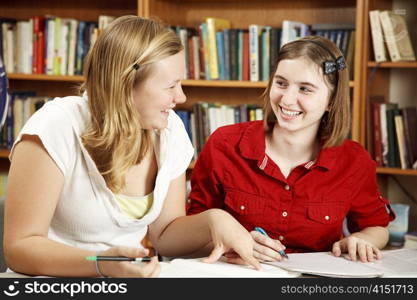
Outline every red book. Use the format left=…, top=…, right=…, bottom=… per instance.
left=372, top=102, right=383, bottom=166
left=188, top=35, right=194, bottom=80
left=242, top=31, right=249, bottom=81
left=32, top=16, right=45, bottom=74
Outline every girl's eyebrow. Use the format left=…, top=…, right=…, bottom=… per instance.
left=274, top=74, right=318, bottom=89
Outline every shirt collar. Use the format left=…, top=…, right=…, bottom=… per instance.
left=239, top=121, right=267, bottom=161
left=312, top=143, right=339, bottom=170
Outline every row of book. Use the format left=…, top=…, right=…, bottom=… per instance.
left=177, top=102, right=263, bottom=158
left=369, top=10, right=416, bottom=62
left=175, top=18, right=356, bottom=81
left=370, top=98, right=417, bottom=169
left=0, top=90, right=263, bottom=158
left=0, top=15, right=115, bottom=75
left=0, top=91, right=51, bottom=149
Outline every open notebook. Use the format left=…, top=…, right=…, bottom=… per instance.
left=265, top=249, right=417, bottom=278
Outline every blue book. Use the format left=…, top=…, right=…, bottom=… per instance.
left=0, top=56, right=9, bottom=131
left=75, top=21, right=86, bottom=75
left=176, top=110, right=192, bottom=141
left=216, top=31, right=225, bottom=80
left=223, top=29, right=231, bottom=80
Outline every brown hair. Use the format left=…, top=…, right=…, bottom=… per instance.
left=263, top=35, right=350, bottom=148
left=81, top=15, right=183, bottom=192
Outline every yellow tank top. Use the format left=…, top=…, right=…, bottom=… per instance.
left=114, top=192, right=154, bottom=219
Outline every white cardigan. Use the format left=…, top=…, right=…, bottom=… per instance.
left=11, top=94, right=194, bottom=252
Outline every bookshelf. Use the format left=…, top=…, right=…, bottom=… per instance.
left=139, top=0, right=364, bottom=138
left=361, top=0, right=417, bottom=174
left=361, top=0, right=417, bottom=230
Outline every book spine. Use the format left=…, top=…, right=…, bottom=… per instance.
left=206, top=19, right=219, bottom=80
left=394, top=114, right=408, bottom=169
left=216, top=31, right=225, bottom=80
left=379, top=11, right=400, bottom=62
left=242, top=30, right=249, bottom=81
left=249, top=24, right=260, bottom=82
left=369, top=10, right=387, bottom=62
left=372, top=102, right=383, bottom=166
left=402, top=107, right=417, bottom=168
left=223, top=29, right=231, bottom=81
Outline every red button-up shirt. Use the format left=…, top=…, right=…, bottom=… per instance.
left=187, top=121, right=395, bottom=253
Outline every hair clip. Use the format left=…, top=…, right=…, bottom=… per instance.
left=133, top=63, right=140, bottom=70
left=323, top=56, right=346, bottom=75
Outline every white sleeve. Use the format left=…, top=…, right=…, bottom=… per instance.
left=168, top=111, right=194, bottom=179
left=10, top=101, right=77, bottom=176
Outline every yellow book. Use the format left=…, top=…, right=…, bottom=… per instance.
left=205, top=17, right=231, bottom=80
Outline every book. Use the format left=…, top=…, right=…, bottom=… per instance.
left=394, top=114, right=409, bottom=169
left=372, top=102, right=382, bottom=165
left=249, top=24, right=263, bottom=82
left=266, top=249, right=417, bottom=278
left=205, top=17, right=231, bottom=80
left=281, top=20, right=309, bottom=46
left=0, top=56, right=9, bottom=130
left=385, top=107, right=400, bottom=168
left=404, top=231, right=417, bottom=249
left=379, top=10, right=416, bottom=62
left=401, top=107, right=417, bottom=169
left=369, top=10, right=387, bottom=62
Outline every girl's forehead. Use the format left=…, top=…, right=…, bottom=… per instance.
left=276, top=58, right=324, bottom=83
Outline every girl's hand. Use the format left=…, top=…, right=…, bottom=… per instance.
left=249, top=230, right=286, bottom=262
left=97, top=246, right=160, bottom=277
left=332, top=236, right=382, bottom=262
left=223, top=230, right=286, bottom=263
left=201, top=209, right=262, bottom=271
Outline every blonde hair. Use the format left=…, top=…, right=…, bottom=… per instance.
left=263, top=36, right=350, bottom=148
left=81, top=15, right=183, bottom=193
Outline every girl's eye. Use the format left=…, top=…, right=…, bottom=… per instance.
left=276, top=81, right=287, bottom=87
left=300, top=86, right=312, bottom=93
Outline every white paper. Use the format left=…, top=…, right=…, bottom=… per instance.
left=265, top=249, right=417, bottom=278
left=159, top=258, right=299, bottom=278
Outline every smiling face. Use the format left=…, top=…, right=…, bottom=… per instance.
left=133, top=51, right=186, bottom=130
left=269, top=58, right=331, bottom=138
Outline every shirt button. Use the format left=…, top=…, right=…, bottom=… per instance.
left=278, top=235, right=284, bottom=241
left=240, top=205, right=245, bottom=211
left=284, top=185, right=290, bottom=191
left=186, top=199, right=191, bottom=204
left=282, top=211, right=288, bottom=217
left=324, top=215, right=330, bottom=221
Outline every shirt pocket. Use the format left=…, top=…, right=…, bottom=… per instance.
left=224, top=190, right=267, bottom=231
left=307, top=204, right=346, bottom=225
left=303, top=204, right=347, bottom=251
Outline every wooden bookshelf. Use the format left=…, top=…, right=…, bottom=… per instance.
left=361, top=0, right=417, bottom=207
left=8, top=74, right=84, bottom=82
left=8, top=74, right=355, bottom=88
left=367, top=61, right=417, bottom=68
left=376, top=167, right=417, bottom=176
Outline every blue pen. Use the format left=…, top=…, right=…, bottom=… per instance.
left=254, top=227, right=289, bottom=259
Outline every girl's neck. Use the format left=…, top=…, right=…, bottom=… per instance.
left=267, top=126, right=320, bottom=164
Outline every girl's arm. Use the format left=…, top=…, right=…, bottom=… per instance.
left=4, top=136, right=159, bottom=277
left=148, top=173, right=260, bottom=269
